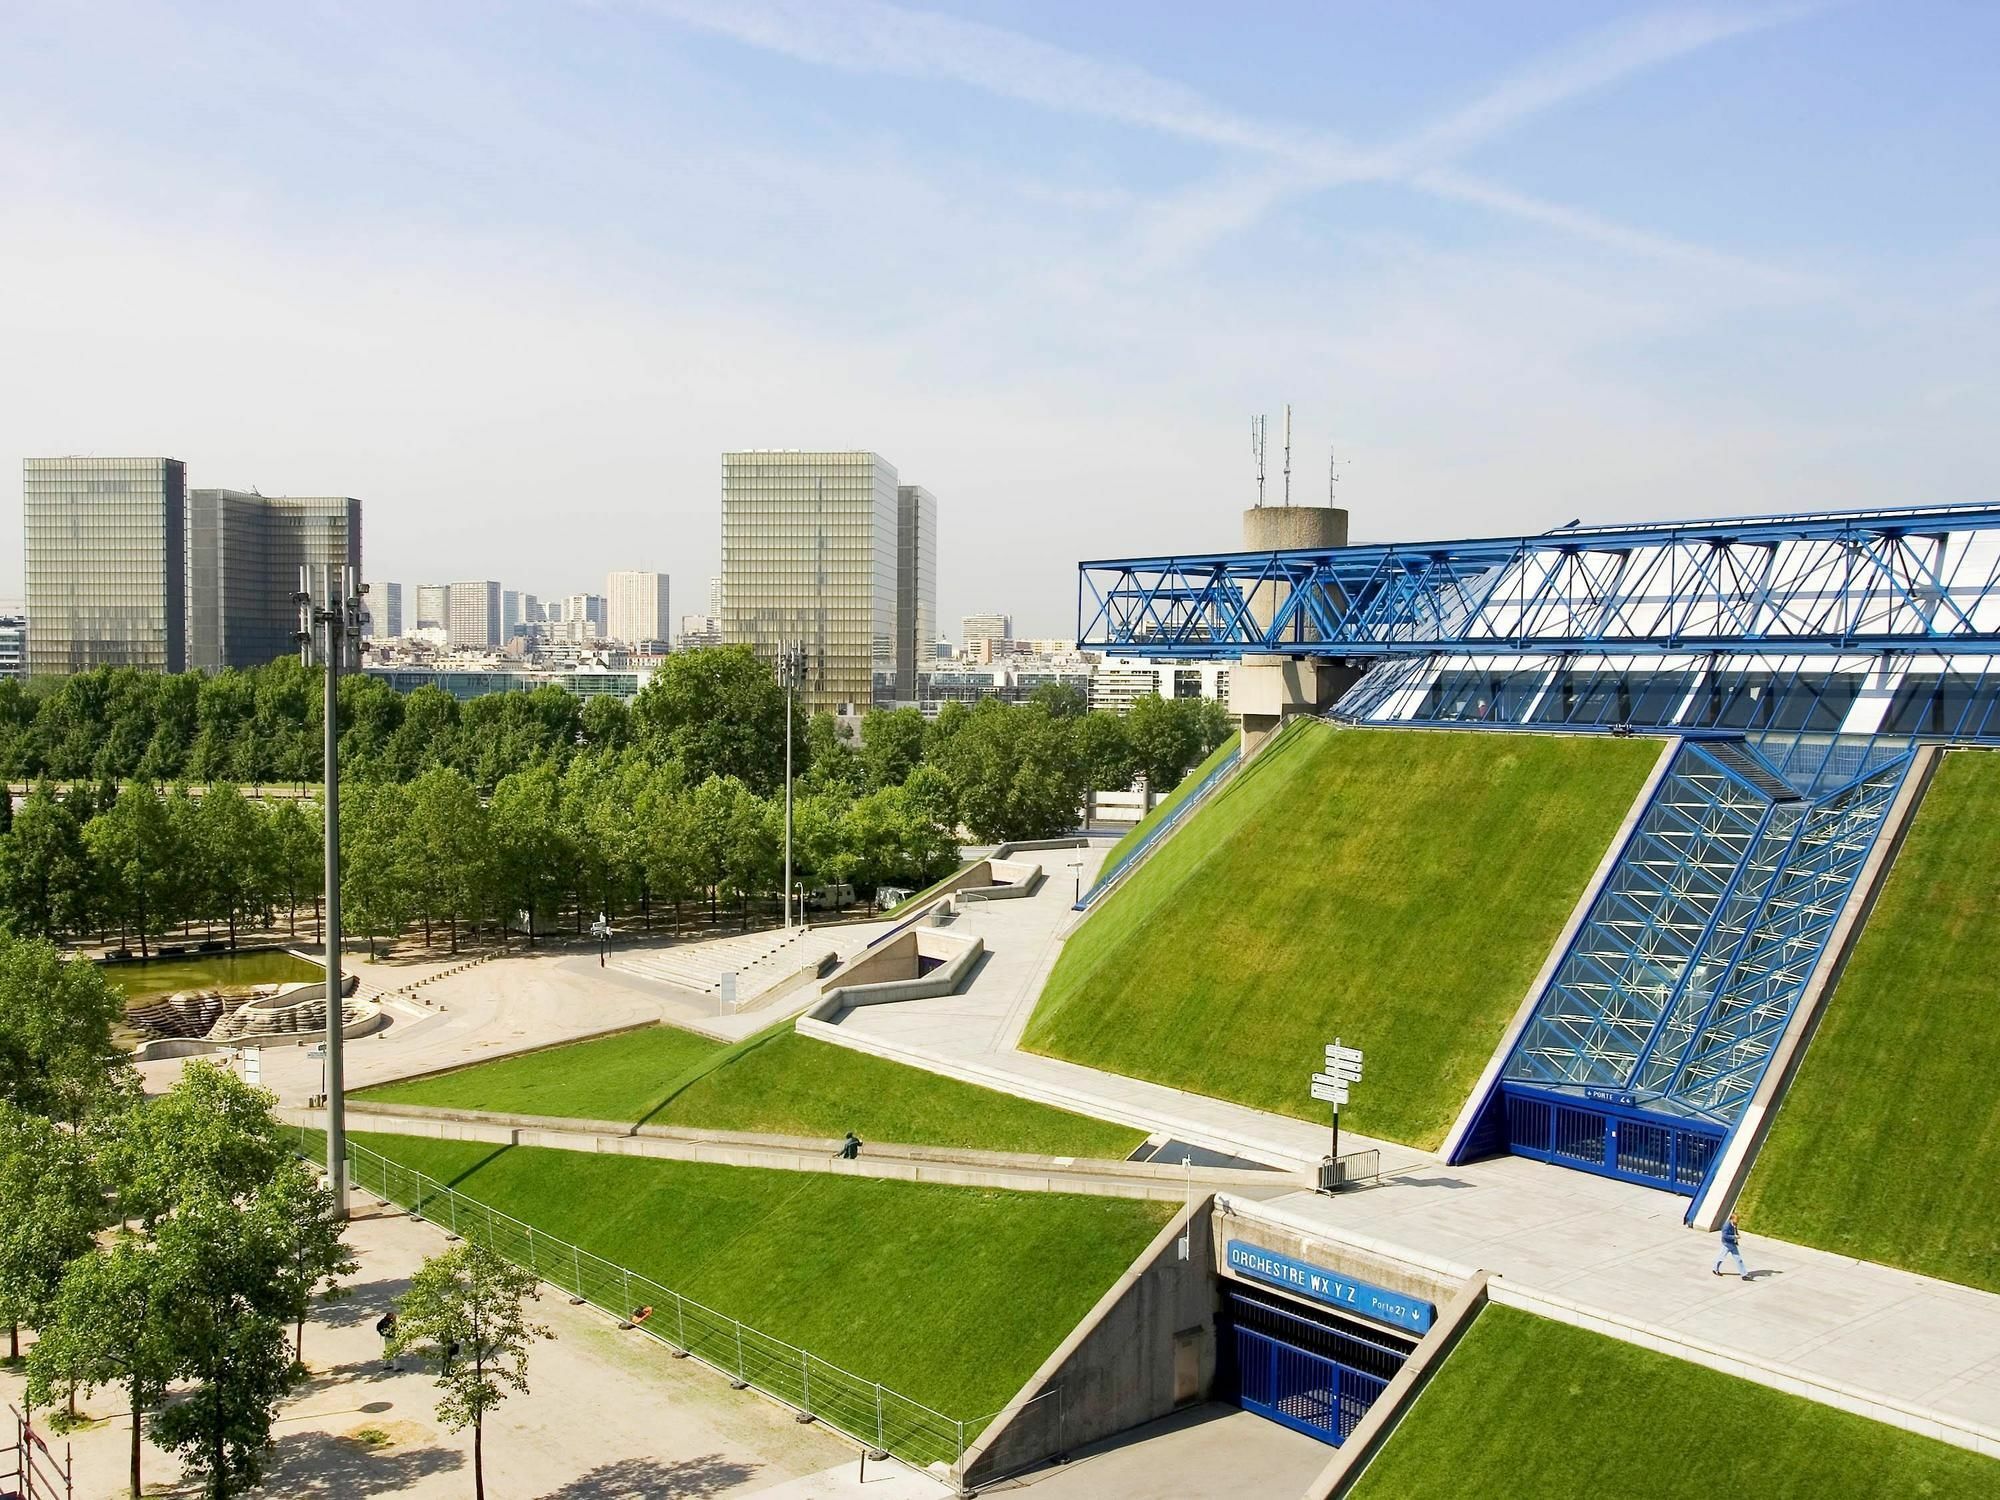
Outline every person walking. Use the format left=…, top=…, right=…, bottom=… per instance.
left=376, top=1309, right=400, bottom=1370
left=1712, top=1212, right=1750, bottom=1279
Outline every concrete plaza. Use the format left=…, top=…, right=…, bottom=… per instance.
left=0, top=1206, right=945, bottom=1500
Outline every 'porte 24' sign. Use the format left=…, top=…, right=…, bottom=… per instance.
left=1226, top=1240, right=1436, bottom=1336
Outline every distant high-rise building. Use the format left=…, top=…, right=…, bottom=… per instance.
left=502, top=589, right=522, bottom=640
left=446, top=581, right=502, bottom=648
left=521, top=593, right=542, bottom=625
left=678, top=613, right=723, bottom=650
left=722, top=450, right=901, bottom=716
left=373, top=582, right=403, bottom=639
left=187, top=490, right=361, bottom=671
left=24, top=456, right=187, bottom=676
left=606, top=570, right=671, bottom=647
left=896, top=486, right=937, bottom=699
left=0, top=616, right=25, bottom=681
left=961, top=612, right=1012, bottom=658
left=707, top=576, right=724, bottom=618
left=415, top=585, right=449, bottom=634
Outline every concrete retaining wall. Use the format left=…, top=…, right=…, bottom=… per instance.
left=953, top=858, right=1045, bottom=903
left=956, top=1196, right=1218, bottom=1489
left=805, top=930, right=983, bottom=1022
left=1306, top=1273, right=1490, bottom=1499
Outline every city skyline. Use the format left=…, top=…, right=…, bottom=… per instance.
left=6, top=5, right=1995, bottom=638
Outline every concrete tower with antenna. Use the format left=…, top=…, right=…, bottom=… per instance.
left=1237, top=403, right=1356, bottom=757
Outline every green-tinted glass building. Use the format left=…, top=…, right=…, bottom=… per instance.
left=24, top=456, right=187, bottom=676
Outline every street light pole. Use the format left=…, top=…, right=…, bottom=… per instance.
left=298, top=563, right=364, bottom=1221
left=777, top=642, right=804, bottom=930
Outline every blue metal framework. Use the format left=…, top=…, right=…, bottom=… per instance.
left=1227, top=1292, right=1402, bottom=1446
left=1080, top=498, right=2000, bottom=1203
left=1078, top=502, right=2000, bottom=659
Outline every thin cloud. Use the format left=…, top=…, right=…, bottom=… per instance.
left=633, top=0, right=1822, bottom=285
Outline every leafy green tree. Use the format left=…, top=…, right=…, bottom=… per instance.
left=407, top=765, right=493, bottom=952
left=165, top=784, right=211, bottom=938
left=85, top=783, right=177, bottom=957
left=380, top=684, right=460, bottom=782
left=930, top=702, right=1085, bottom=841
left=135, top=672, right=200, bottom=783
left=860, top=706, right=927, bottom=789
left=802, top=712, right=865, bottom=794
left=578, top=693, right=630, bottom=753
left=0, top=783, right=94, bottom=939
left=1029, top=680, right=1088, bottom=718
left=488, top=761, right=572, bottom=944
left=0, top=1103, right=102, bottom=1361
left=1073, top=711, right=1137, bottom=826
left=1125, top=693, right=1206, bottom=810
left=27, top=1235, right=179, bottom=1499
left=631, top=645, right=791, bottom=792
left=259, top=1157, right=356, bottom=1366
left=0, top=931, right=129, bottom=1122
left=924, top=698, right=970, bottom=760
left=341, top=780, right=416, bottom=957
left=387, top=1241, right=550, bottom=1500
left=147, top=1187, right=299, bottom=1499
left=110, top=1061, right=291, bottom=1228
left=639, top=765, right=697, bottom=932
left=195, top=786, right=273, bottom=949
left=266, top=798, right=323, bottom=940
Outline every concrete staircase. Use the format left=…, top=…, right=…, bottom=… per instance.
left=610, top=926, right=820, bottom=999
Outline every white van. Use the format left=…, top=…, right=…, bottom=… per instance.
left=805, top=882, right=855, bottom=912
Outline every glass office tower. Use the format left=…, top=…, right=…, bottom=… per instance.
left=896, top=485, right=937, bottom=700
left=24, top=456, right=187, bottom=676
left=187, top=490, right=361, bottom=671
left=722, top=451, right=899, bottom=716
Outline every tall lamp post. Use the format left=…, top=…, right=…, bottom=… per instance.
left=777, top=642, right=806, bottom=930
left=297, top=564, right=365, bottom=1221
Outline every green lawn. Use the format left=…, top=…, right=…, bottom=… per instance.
left=336, top=1130, right=1170, bottom=1419
left=1349, top=1304, right=1998, bottom=1499
left=1737, top=749, right=2000, bottom=1293
left=1024, top=723, right=1659, bottom=1148
left=359, top=1022, right=1147, bottom=1158
left=1101, top=732, right=1239, bottom=868
left=359, top=1024, right=723, bottom=1121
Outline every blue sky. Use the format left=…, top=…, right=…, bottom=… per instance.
left=3, top=1, right=1995, bottom=635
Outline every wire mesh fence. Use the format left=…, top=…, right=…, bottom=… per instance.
left=300, top=1127, right=968, bottom=1473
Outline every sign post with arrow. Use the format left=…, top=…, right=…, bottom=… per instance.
left=1313, top=1039, right=1365, bottom=1166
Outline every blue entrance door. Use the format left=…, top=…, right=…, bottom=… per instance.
left=1226, top=1291, right=1406, bottom=1446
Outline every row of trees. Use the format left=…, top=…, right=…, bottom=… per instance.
left=0, top=671, right=1231, bottom=954
left=0, top=647, right=1233, bottom=809
left=0, top=935, right=354, bottom=1498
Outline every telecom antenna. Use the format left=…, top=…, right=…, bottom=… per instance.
left=1282, top=403, right=1293, bottom=506
left=1250, top=415, right=1267, bottom=507
left=1328, top=447, right=1342, bottom=505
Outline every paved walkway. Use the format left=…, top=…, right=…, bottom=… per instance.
left=0, top=1207, right=946, bottom=1500
left=816, top=839, right=2000, bottom=1455
left=1254, top=1158, right=2000, bottom=1446
left=978, top=1403, right=1328, bottom=1498
left=816, top=841, right=1424, bottom=1174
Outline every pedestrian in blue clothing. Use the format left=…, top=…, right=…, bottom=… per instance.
left=1713, top=1211, right=1749, bottom=1279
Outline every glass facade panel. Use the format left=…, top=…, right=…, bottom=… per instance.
left=721, top=451, right=902, bottom=716
left=24, top=456, right=186, bottom=675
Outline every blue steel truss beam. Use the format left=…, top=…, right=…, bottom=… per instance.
left=1078, top=501, right=2000, bottom=659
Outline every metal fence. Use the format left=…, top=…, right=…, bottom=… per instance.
left=300, top=1129, right=969, bottom=1473
left=4, top=1406, right=72, bottom=1500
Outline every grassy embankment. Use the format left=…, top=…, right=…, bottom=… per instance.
left=1025, top=722, right=1659, bottom=1148
left=1737, top=748, right=2000, bottom=1293
left=359, top=1021, right=1147, bottom=1158
left=1348, top=1304, right=1998, bottom=1499
left=329, top=1129, right=1170, bottom=1419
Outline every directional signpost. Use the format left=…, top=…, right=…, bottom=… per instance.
left=1314, top=1039, right=1365, bottom=1166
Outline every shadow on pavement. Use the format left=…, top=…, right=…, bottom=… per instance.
left=542, top=1452, right=762, bottom=1497
left=258, top=1429, right=466, bottom=1496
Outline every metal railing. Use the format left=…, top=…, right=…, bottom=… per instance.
left=300, top=1129, right=969, bottom=1473
left=1077, top=746, right=1241, bottom=911
left=4, top=1406, right=73, bottom=1500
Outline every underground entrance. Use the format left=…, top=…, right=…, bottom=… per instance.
left=1221, top=1283, right=1417, bottom=1446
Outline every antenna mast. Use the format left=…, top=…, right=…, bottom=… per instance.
left=1250, top=415, right=1267, bottom=507
left=1282, top=403, right=1292, bottom=506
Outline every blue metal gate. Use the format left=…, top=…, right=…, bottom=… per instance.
left=1226, top=1292, right=1404, bottom=1446
left=1502, top=1085, right=1723, bottom=1194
